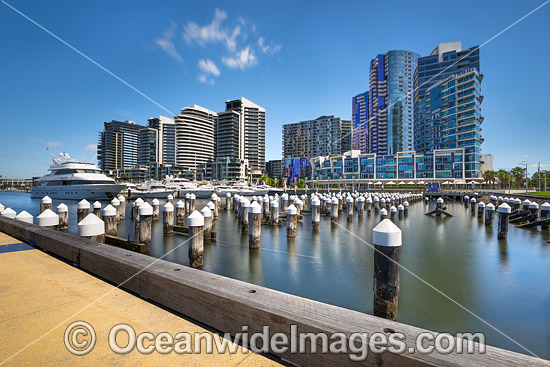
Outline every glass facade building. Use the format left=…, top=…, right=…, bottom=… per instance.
left=352, top=91, right=369, bottom=153
left=368, top=50, right=419, bottom=155
left=414, top=42, right=483, bottom=179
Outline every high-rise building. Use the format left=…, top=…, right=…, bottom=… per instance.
left=414, top=42, right=483, bottom=178
left=98, top=120, right=144, bottom=172
left=368, top=50, right=418, bottom=155
left=266, top=159, right=282, bottom=179
left=282, top=116, right=352, bottom=159
left=147, top=116, right=175, bottom=165
left=138, top=127, right=158, bottom=166
left=352, top=91, right=369, bottom=153
left=174, top=105, right=217, bottom=173
left=222, top=97, right=266, bottom=172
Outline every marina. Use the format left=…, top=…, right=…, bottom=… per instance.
left=1, top=190, right=549, bottom=359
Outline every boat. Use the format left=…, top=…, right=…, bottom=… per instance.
left=162, top=176, right=217, bottom=199
left=252, top=184, right=283, bottom=196
left=127, top=181, right=176, bottom=199
left=31, top=151, right=125, bottom=200
left=214, top=185, right=254, bottom=196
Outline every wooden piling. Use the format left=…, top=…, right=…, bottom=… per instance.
left=373, top=219, right=402, bottom=321
left=152, top=198, right=160, bottom=221
left=485, top=203, right=495, bottom=226
left=187, top=211, right=204, bottom=269
left=77, top=199, right=90, bottom=223
left=241, top=199, right=250, bottom=233
left=103, top=204, right=117, bottom=236
left=118, top=195, right=126, bottom=220
left=541, top=203, right=550, bottom=230
left=497, top=203, right=511, bottom=239
left=380, top=208, right=388, bottom=221
left=77, top=213, right=105, bottom=243
left=57, top=203, right=68, bottom=231
left=200, top=206, right=213, bottom=241
left=286, top=204, right=297, bottom=238
left=163, top=202, right=174, bottom=234
left=93, top=201, right=101, bottom=217
left=346, top=196, right=354, bottom=222
left=311, top=196, right=320, bottom=231
left=478, top=202, right=485, bottom=219
left=111, top=197, right=121, bottom=223
left=40, top=196, right=52, bottom=214
left=37, top=209, right=59, bottom=230
left=330, top=197, right=339, bottom=224
left=225, top=192, right=232, bottom=211
left=176, top=200, right=186, bottom=226
left=270, top=200, right=279, bottom=225
left=249, top=201, right=261, bottom=249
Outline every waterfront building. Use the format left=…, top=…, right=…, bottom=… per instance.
left=138, top=127, right=158, bottom=166
left=147, top=116, right=176, bottom=165
left=368, top=50, right=418, bottom=155
left=97, top=120, right=144, bottom=172
left=414, top=42, right=483, bottom=179
left=282, top=116, right=352, bottom=159
left=174, top=105, right=217, bottom=174
left=352, top=91, right=369, bottom=154
left=266, top=159, right=282, bottom=179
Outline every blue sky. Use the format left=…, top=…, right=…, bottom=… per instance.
left=0, top=0, right=549, bottom=178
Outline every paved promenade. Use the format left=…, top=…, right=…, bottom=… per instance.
left=0, top=231, right=282, bottom=366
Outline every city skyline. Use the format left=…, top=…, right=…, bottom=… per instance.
left=1, top=1, right=549, bottom=177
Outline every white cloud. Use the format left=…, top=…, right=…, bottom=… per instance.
left=198, top=74, right=215, bottom=85
left=222, top=47, right=258, bottom=70
left=184, top=8, right=232, bottom=48
left=198, top=59, right=220, bottom=76
left=258, top=37, right=282, bottom=55
left=40, top=140, right=61, bottom=147
left=86, top=144, right=98, bottom=151
left=156, top=23, right=183, bottom=63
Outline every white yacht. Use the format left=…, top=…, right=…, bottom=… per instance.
left=252, top=184, right=283, bottom=196
left=164, top=176, right=217, bottom=199
left=126, top=181, right=176, bottom=199
left=31, top=152, right=125, bottom=200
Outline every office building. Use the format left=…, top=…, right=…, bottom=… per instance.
left=414, top=42, right=483, bottom=178
left=138, top=127, right=158, bottom=166
left=352, top=91, right=369, bottom=154
left=147, top=116, right=176, bottom=165
left=98, top=120, right=144, bottom=172
left=282, top=116, right=352, bottom=159
left=368, top=50, right=419, bottom=155
left=266, top=159, right=282, bottom=179
left=174, top=105, right=217, bottom=173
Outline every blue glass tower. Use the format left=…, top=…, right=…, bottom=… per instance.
left=352, top=91, right=369, bottom=153
left=368, top=50, right=419, bottom=155
left=414, top=42, right=484, bottom=179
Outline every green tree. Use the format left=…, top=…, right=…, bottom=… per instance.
left=259, top=174, right=269, bottom=185
left=510, top=166, right=526, bottom=189
left=496, top=169, right=510, bottom=189
left=482, top=170, right=496, bottom=188
left=299, top=178, right=305, bottom=188
left=531, top=170, right=550, bottom=191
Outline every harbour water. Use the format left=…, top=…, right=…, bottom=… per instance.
left=1, top=191, right=549, bottom=358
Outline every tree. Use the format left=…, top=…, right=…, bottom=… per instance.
left=510, top=166, right=526, bottom=189
left=531, top=170, right=550, bottom=191
left=496, top=169, right=510, bottom=189
left=299, top=179, right=305, bottom=188
left=259, top=174, right=269, bottom=185
left=482, top=170, right=496, bottom=188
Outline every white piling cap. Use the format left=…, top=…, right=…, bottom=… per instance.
left=373, top=219, right=402, bottom=247
left=42, top=196, right=52, bottom=204
left=252, top=196, right=258, bottom=201
left=311, top=197, right=320, bottom=205
left=1, top=208, right=16, bottom=219
left=287, top=204, right=297, bottom=215
left=167, top=194, right=174, bottom=200
left=437, top=198, right=444, bottom=203
left=398, top=204, right=404, bottom=211
left=93, top=201, right=102, bottom=209
left=470, top=197, right=476, bottom=203
left=331, top=197, right=339, bottom=204
left=176, top=200, right=185, bottom=208
left=486, top=203, right=495, bottom=210
left=529, top=202, right=539, bottom=209
left=478, top=202, right=485, bottom=208
left=211, top=193, right=218, bottom=200
left=293, top=197, right=300, bottom=204
left=541, top=202, right=550, bottom=210
left=523, top=199, right=531, bottom=206
left=207, top=201, right=216, bottom=210
left=77, top=213, right=104, bottom=236
left=381, top=198, right=386, bottom=203
left=380, top=208, right=388, bottom=216
left=390, top=206, right=397, bottom=213
left=242, top=200, right=250, bottom=208
left=514, top=198, right=522, bottom=204
left=111, top=197, right=120, bottom=206
left=103, top=204, right=116, bottom=217
left=270, top=200, right=279, bottom=207
left=425, top=197, right=429, bottom=201
left=346, top=196, right=353, bottom=203
left=367, top=197, right=373, bottom=203
left=139, top=202, right=153, bottom=216
left=148, top=198, right=158, bottom=206
left=263, top=196, right=269, bottom=202
left=185, top=193, right=191, bottom=198
left=15, top=211, right=33, bottom=224
left=226, top=192, right=231, bottom=197
left=200, top=206, right=212, bottom=217
left=163, top=202, right=174, bottom=212
left=464, top=196, right=469, bottom=200
left=190, top=193, right=196, bottom=200
left=134, top=197, right=144, bottom=205
left=250, top=201, right=262, bottom=213
left=57, top=203, right=68, bottom=212
left=497, top=203, right=512, bottom=214
left=78, top=199, right=90, bottom=209
left=37, top=209, right=59, bottom=226
left=0, top=203, right=4, bottom=212
left=497, top=196, right=503, bottom=201
left=118, top=195, right=126, bottom=202
left=403, top=201, right=409, bottom=207
left=186, top=210, right=204, bottom=227
left=358, top=196, right=365, bottom=202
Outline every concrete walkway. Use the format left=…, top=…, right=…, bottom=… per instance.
left=0, top=232, right=282, bottom=366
